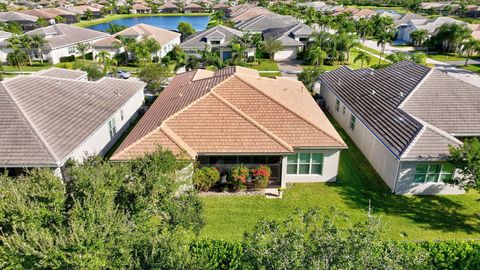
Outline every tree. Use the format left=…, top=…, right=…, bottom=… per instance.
left=431, top=23, right=471, bottom=53
left=106, top=23, right=127, bottom=34
left=1, top=22, right=22, bottom=34
left=0, top=149, right=203, bottom=268
left=6, top=49, right=27, bottom=74
left=54, top=15, right=66, bottom=24
left=376, top=31, right=394, bottom=65
left=185, top=55, right=200, bottom=71
left=308, top=46, right=326, bottom=66
left=36, top=17, right=49, bottom=27
left=230, top=42, right=246, bottom=65
left=85, top=9, right=94, bottom=20
left=297, top=66, right=324, bottom=92
left=448, top=138, right=480, bottom=190
left=177, top=22, right=195, bottom=41
left=261, top=37, right=283, bottom=60
left=461, top=38, right=480, bottom=66
left=410, top=52, right=427, bottom=65
left=385, top=51, right=409, bottom=63
left=81, top=62, right=103, bottom=80
left=410, top=29, right=429, bottom=48
left=142, top=38, right=161, bottom=59
left=353, top=50, right=371, bottom=68
left=31, top=34, right=47, bottom=64
left=95, top=50, right=117, bottom=75
left=138, top=63, right=170, bottom=92
left=76, top=42, right=91, bottom=61
left=18, top=34, right=33, bottom=66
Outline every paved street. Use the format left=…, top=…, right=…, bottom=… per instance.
left=277, top=59, right=304, bottom=77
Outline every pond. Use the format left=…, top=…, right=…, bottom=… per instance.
left=87, top=15, right=210, bottom=32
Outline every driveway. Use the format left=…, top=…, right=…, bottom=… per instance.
left=277, top=59, right=304, bottom=77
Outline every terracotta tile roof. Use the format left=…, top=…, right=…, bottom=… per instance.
left=112, top=66, right=345, bottom=160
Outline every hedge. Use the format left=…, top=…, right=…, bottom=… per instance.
left=190, top=240, right=243, bottom=270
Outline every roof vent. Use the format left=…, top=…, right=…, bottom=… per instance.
left=399, top=91, right=404, bottom=98
left=337, top=78, right=341, bottom=86
left=371, top=90, right=375, bottom=95
left=179, top=93, right=183, bottom=97
left=114, top=89, right=120, bottom=96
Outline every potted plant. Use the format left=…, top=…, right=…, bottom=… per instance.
left=228, top=164, right=250, bottom=191
left=251, top=165, right=271, bottom=190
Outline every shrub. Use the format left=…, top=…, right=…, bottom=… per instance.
left=59, top=55, right=75, bottom=62
left=228, top=164, right=249, bottom=191
left=192, top=167, right=220, bottom=191
left=190, top=239, right=243, bottom=270
left=251, top=165, right=271, bottom=189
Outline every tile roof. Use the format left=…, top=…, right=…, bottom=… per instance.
left=112, top=66, right=345, bottom=160
left=319, top=61, right=430, bottom=157
left=114, top=23, right=180, bottom=46
left=92, top=35, right=122, bottom=48
left=263, top=23, right=312, bottom=46
left=402, top=126, right=461, bottom=160
left=401, top=70, right=480, bottom=136
left=33, top=67, right=87, bottom=80
left=0, top=11, right=38, bottom=22
left=20, top=9, right=57, bottom=19
left=0, top=70, right=145, bottom=167
left=180, top=25, right=243, bottom=49
left=236, top=13, right=298, bottom=32
left=27, top=24, right=108, bottom=50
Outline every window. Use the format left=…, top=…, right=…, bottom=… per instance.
left=335, top=99, right=340, bottom=112
left=108, top=118, right=117, bottom=139
left=342, top=105, right=346, bottom=115
left=210, top=40, right=221, bottom=45
left=68, top=46, right=76, bottom=54
left=120, top=109, right=124, bottom=121
left=414, top=163, right=454, bottom=183
left=287, top=153, right=324, bottom=175
left=350, top=115, right=356, bottom=131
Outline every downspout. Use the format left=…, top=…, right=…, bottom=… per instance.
left=392, top=159, right=401, bottom=194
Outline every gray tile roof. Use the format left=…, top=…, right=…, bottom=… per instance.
left=319, top=61, right=431, bottom=157
left=0, top=71, right=145, bottom=167
left=180, top=25, right=243, bottom=49
left=26, top=24, right=109, bottom=50
left=34, top=68, right=87, bottom=80
left=263, top=23, right=312, bottom=46
left=401, top=70, right=480, bottom=136
left=0, top=11, right=38, bottom=22
left=402, top=126, right=460, bottom=160
left=236, top=13, right=298, bottom=32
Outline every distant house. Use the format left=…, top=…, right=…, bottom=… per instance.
left=159, top=2, right=178, bottom=13
left=131, top=3, right=151, bottom=14
left=0, top=24, right=109, bottom=64
left=114, top=23, right=181, bottom=58
left=319, top=61, right=480, bottom=195
left=0, top=11, right=38, bottom=31
left=0, top=68, right=145, bottom=178
left=396, top=16, right=465, bottom=43
left=236, top=13, right=299, bottom=33
left=42, top=7, right=79, bottom=24
left=262, top=23, right=312, bottom=60
left=72, top=5, right=103, bottom=18
left=466, top=5, right=480, bottom=18
left=19, top=9, right=57, bottom=25
left=213, top=2, right=229, bottom=11
left=184, top=3, right=205, bottom=13
left=111, top=66, right=347, bottom=187
left=180, top=25, right=254, bottom=60
left=228, top=4, right=271, bottom=24
left=92, top=35, right=123, bottom=59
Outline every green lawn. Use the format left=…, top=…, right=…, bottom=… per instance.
left=2, top=62, right=51, bottom=73
left=461, top=64, right=480, bottom=74
left=427, top=53, right=468, bottom=61
left=200, top=114, right=480, bottom=241
left=303, top=48, right=389, bottom=72
left=246, top=59, right=280, bottom=72
left=346, top=5, right=409, bottom=14
left=74, top=13, right=212, bottom=28
left=356, top=44, right=383, bottom=56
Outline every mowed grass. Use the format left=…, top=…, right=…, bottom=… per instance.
left=462, top=64, right=480, bottom=74
left=200, top=114, right=480, bottom=241
left=246, top=59, right=280, bottom=71
left=427, top=53, right=468, bottom=61
left=304, top=48, right=389, bottom=72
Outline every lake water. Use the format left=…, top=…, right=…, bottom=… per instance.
left=87, top=16, right=210, bottom=32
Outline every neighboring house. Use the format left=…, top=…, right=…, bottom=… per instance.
left=468, top=24, right=480, bottom=41
left=319, top=61, right=480, bottom=195
left=159, top=2, right=178, bottom=13
left=0, top=11, right=38, bottom=31
left=184, top=3, right=205, bottom=13
left=262, top=23, right=312, bottom=60
left=376, top=9, right=402, bottom=20
left=0, top=68, right=145, bottom=178
left=180, top=25, right=254, bottom=60
left=394, top=12, right=427, bottom=27
left=213, top=3, right=229, bottom=11
left=92, top=35, right=123, bottom=59
left=131, top=3, right=151, bottom=14
left=114, top=23, right=180, bottom=58
left=0, top=24, right=109, bottom=64
left=72, top=5, right=103, bottom=18
left=111, top=66, right=347, bottom=187
left=228, top=4, right=271, bottom=24
left=42, top=7, right=79, bottom=24
left=0, top=30, right=12, bottom=61
left=19, top=9, right=57, bottom=25
left=466, top=5, right=480, bottom=18
left=297, top=1, right=329, bottom=12
left=396, top=16, right=464, bottom=43
left=236, top=13, right=298, bottom=33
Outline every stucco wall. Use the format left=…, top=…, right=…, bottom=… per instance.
left=321, top=83, right=400, bottom=190
left=68, top=88, right=144, bottom=162
left=396, top=161, right=465, bottom=195
left=281, top=149, right=341, bottom=186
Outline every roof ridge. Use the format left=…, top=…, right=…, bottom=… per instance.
left=235, top=74, right=346, bottom=147
left=210, top=90, right=293, bottom=152
left=160, top=124, right=197, bottom=158
left=1, top=82, right=60, bottom=164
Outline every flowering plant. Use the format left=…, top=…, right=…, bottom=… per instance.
left=251, top=165, right=271, bottom=189
left=229, top=164, right=250, bottom=190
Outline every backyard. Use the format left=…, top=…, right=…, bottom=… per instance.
left=200, top=114, right=480, bottom=241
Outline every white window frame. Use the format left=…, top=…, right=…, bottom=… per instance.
left=342, top=105, right=346, bottom=115
left=286, top=153, right=324, bottom=175
left=120, top=109, right=124, bottom=121
left=335, top=98, right=340, bottom=112
left=108, top=117, right=117, bottom=139
left=414, top=163, right=454, bottom=183
left=350, top=114, right=356, bottom=131
left=68, top=46, right=76, bottom=54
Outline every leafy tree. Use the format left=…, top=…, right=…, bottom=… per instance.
left=376, top=30, right=394, bottom=65
left=106, top=23, right=127, bottom=34
left=84, top=9, right=94, bottom=20
left=386, top=51, right=409, bottom=63
left=142, top=38, right=161, bottom=58
left=76, top=42, right=91, bottom=61
left=261, top=37, right=283, bottom=60
left=448, top=138, right=480, bottom=190
left=177, top=22, right=196, bottom=41
left=36, top=17, right=49, bottom=27
left=54, top=15, right=66, bottom=24
left=461, top=38, right=480, bottom=66
left=308, top=46, right=326, bottom=66
left=81, top=62, right=103, bottom=80
left=165, top=44, right=187, bottom=70
left=31, top=34, right=47, bottom=63
left=410, top=29, right=429, bottom=48
left=185, top=55, right=200, bottom=71
left=138, top=63, right=170, bottom=92
left=354, top=50, right=371, bottom=68
left=297, top=66, right=324, bottom=92
left=430, top=23, right=471, bottom=53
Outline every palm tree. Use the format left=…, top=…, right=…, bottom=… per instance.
left=385, top=52, right=409, bottom=63
left=410, top=29, right=429, bottom=48
left=338, top=33, right=359, bottom=63
left=309, top=31, right=331, bottom=50
left=7, top=49, right=27, bottom=74
left=76, top=43, right=91, bottom=61
left=353, top=51, right=371, bottom=68
left=461, top=38, right=480, bottom=66
left=230, top=42, right=246, bottom=65
left=309, top=46, right=326, bottom=66
left=96, top=50, right=111, bottom=65
left=376, top=31, right=394, bottom=65
left=142, top=38, right=161, bottom=59
left=261, top=37, right=283, bottom=60
left=356, top=17, right=373, bottom=43
left=18, top=34, right=33, bottom=66
left=135, top=43, right=151, bottom=66
left=31, top=34, right=46, bottom=64
left=185, top=55, right=200, bottom=71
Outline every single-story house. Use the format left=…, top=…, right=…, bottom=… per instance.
left=0, top=11, right=38, bottom=31
left=180, top=25, right=254, bottom=60
left=111, top=66, right=347, bottom=187
left=0, top=24, right=109, bottom=64
left=113, top=23, right=180, bottom=58
left=213, top=3, right=229, bottom=11
left=71, top=5, right=103, bottom=18
left=92, top=35, right=123, bottom=59
left=262, top=23, right=312, bottom=60
left=228, top=4, right=271, bottom=24
left=19, top=9, right=57, bottom=25
left=319, top=61, right=480, bottom=195
left=42, top=8, right=79, bottom=24
left=184, top=3, right=205, bottom=13
left=0, top=68, right=145, bottom=178
left=396, top=16, right=464, bottom=43
left=236, top=13, right=299, bottom=33
left=131, top=3, right=151, bottom=14
left=159, top=2, right=178, bottom=13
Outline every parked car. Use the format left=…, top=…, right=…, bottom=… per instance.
left=117, top=70, right=131, bottom=79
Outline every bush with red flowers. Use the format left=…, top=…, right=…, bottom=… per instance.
left=251, top=165, right=271, bottom=189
